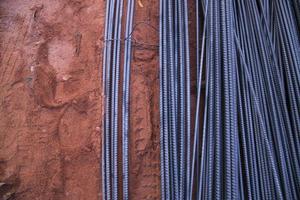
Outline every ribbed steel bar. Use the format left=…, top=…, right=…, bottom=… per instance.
left=177, top=0, right=187, bottom=198
left=159, top=0, right=165, bottom=198
left=190, top=4, right=207, bottom=200
left=183, top=1, right=191, bottom=198
left=101, top=0, right=111, bottom=198
left=122, top=0, right=135, bottom=199
left=103, top=0, right=116, bottom=199
left=167, top=0, right=180, bottom=198
left=162, top=0, right=171, bottom=198
left=112, top=0, right=124, bottom=199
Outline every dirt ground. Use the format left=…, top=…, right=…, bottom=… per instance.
left=0, top=0, right=199, bottom=199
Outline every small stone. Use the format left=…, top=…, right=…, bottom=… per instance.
left=30, top=66, right=35, bottom=72
left=64, top=156, right=71, bottom=161
left=62, top=74, right=72, bottom=81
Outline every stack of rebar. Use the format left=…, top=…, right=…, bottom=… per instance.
left=102, top=0, right=300, bottom=199
left=159, top=0, right=191, bottom=199
left=102, top=0, right=134, bottom=199
left=102, top=0, right=123, bottom=199
left=159, top=0, right=300, bottom=199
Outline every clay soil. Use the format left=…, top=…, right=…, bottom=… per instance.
left=0, top=0, right=199, bottom=199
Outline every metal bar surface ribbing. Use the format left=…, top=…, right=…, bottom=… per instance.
left=159, top=0, right=300, bottom=199
left=122, top=0, right=135, bottom=199
left=103, top=0, right=116, bottom=198
left=159, top=0, right=191, bottom=199
left=111, top=0, right=124, bottom=199
left=101, top=0, right=111, bottom=198
left=159, top=0, right=165, bottom=198
left=102, top=0, right=300, bottom=199
left=102, top=0, right=124, bottom=199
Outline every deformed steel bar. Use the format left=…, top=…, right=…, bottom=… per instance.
left=122, top=0, right=135, bottom=199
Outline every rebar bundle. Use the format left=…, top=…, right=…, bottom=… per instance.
left=159, top=0, right=191, bottom=199
left=159, top=0, right=300, bottom=199
left=102, top=0, right=123, bottom=199
left=102, top=0, right=300, bottom=199
left=102, top=0, right=134, bottom=199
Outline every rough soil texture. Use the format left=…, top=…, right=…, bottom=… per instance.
left=0, top=0, right=104, bottom=199
left=0, top=0, right=161, bottom=199
left=0, top=0, right=199, bottom=199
